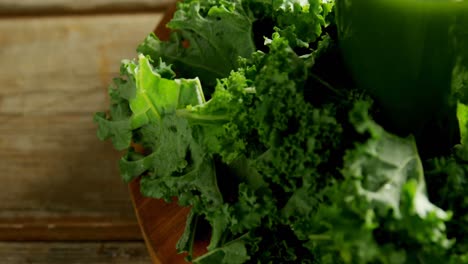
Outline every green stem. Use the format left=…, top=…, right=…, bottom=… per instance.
left=310, top=73, right=344, bottom=97
left=176, top=109, right=230, bottom=123
left=308, top=233, right=332, bottom=241
left=244, top=87, right=256, bottom=94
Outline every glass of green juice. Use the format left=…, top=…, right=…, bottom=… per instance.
left=336, top=0, right=468, bottom=152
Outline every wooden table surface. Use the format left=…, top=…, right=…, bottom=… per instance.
left=0, top=0, right=171, bottom=262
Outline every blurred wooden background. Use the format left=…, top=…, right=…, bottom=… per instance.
left=0, top=0, right=171, bottom=262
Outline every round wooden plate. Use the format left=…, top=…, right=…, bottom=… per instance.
left=128, top=4, right=207, bottom=264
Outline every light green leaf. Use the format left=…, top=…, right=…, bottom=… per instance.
left=457, top=101, right=468, bottom=144
left=128, top=54, right=205, bottom=129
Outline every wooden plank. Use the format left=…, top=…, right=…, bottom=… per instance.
left=0, top=0, right=173, bottom=16
left=0, top=14, right=163, bottom=115
left=0, top=242, right=150, bottom=263
left=0, top=216, right=142, bottom=241
left=0, top=14, right=164, bottom=240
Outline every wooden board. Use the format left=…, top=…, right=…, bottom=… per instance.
left=0, top=0, right=173, bottom=16
left=0, top=13, right=163, bottom=240
left=130, top=179, right=192, bottom=264
left=0, top=242, right=151, bottom=263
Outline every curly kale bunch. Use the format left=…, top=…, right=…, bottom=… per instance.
left=95, top=0, right=468, bottom=263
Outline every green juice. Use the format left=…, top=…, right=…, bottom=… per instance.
left=336, top=0, right=468, bottom=150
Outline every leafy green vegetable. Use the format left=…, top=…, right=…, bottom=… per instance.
left=304, top=102, right=452, bottom=263
left=457, top=102, right=468, bottom=144
left=193, top=234, right=251, bottom=264
left=95, top=0, right=468, bottom=263
left=137, top=0, right=255, bottom=88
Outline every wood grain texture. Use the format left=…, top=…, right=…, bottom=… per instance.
left=0, top=0, right=173, bottom=16
left=130, top=179, right=192, bottom=264
left=0, top=242, right=151, bottom=263
left=0, top=216, right=142, bottom=241
left=0, top=13, right=163, bottom=240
